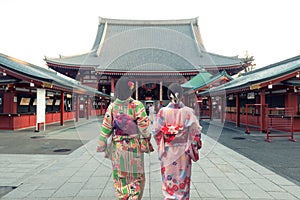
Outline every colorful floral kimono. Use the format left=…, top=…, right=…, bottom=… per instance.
left=153, top=102, right=202, bottom=200
left=98, top=98, right=151, bottom=200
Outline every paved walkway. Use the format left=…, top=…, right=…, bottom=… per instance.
left=1, top=117, right=300, bottom=199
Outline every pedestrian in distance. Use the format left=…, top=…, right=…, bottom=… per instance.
left=97, top=77, right=154, bottom=200
left=149, top=103, right=155, bottom=124
left=153, top=83, right=202, bottom=200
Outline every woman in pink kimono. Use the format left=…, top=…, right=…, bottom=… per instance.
left=153, top=83, right=202, bottom=200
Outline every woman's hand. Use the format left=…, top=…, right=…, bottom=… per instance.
left=96, top=140, right=107, bottom=152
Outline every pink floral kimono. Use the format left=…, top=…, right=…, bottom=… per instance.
left=153, top=102, right=202, bottom=200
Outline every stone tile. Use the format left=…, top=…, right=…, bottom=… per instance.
left=20, top=198, right=48, bottom=200
left=198, top=159, right=216, bottom=168
left=189, top=189, right=200, bottom=199
left=16, top=183, right=41, bottom=193
left=251, top=178, right=285, bottom=192
left=202, top=167, right=226, bottom=178
left=191, top=171, right=211, bottom=183
left=76, top=189, right=101, bottom=197
left=27, top=189, right=56, bottom=198
left=82, top=176, right=110, bottom=189
left=149, top=172, right=162, bottom=182
left=73, top=197, right=99, bottom=200
left=238, top=183, right=273, bottom=199
left=217, top=164, right=238, bottom=173
left=0, top=178, right=18, bottom=186
left=251, top=165, right=276, bottom=176
left=26, top=174, right=57, bottom=184
left=98, top=185, right=115, bottom=198
left=237, top=168, right=263, bottom=179
left=0, top=172, right=26, bottom=178
left=149, top=181, right=164, bottom=198
left=141, top=186, right=150, bottom=197
left=225, top=172, right=253, bottom=184
left=193, top=182, right=224, bottom=198
left=264, top=174, right=296, bottom=186
left=228, top=161, right=249, bottom=169
left=1, top=189, right=31, bottom=199
left=38, top=179, right=66, bottom=190
left=52, top=182, right=84, bottom=198
left=55, top=168, right=78, bottom=177
left=211, top=177, right=239, bottom=190
left=221, top=190, right=249, bottom=199
left=281, top=185, right=300, bottom=198
left=92, top=166, right=112, bottom=177
left=268, top=191, right=299, bottom=200
left=67, top=175, right=90, bottom=183
left=210, top=157, right=227, bottom=165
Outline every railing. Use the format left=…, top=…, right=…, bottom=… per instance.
left=265, top=107, right=296, bottom=142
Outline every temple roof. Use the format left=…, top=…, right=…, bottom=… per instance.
left=181, top=70, right=212, bottom=89
left=45, top=17, right=242, bottom=73
left=200, top=55, right=300, bottom=95
left=181, top=70, right=233, bottom=90
left=0, top=53, right=110, bottom=97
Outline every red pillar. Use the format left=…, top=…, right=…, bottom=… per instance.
left=100, top=97, right=103, bottom=115
left=86, top=95, right=90, bottom=120
left=236, top=93, right=240, bottom=127
left=111, top=78, right=115, bottom=96
left=220, top=96, right=225, bottom=123
left=286, top=91, right=297, bottom=115
left=3, top=92, right=17, bottom=114
left=208, top=97, right=212, bottom=120
left=260, top=89, right=266, bottom=132
left=60, top=91, right=64, bottom=126
left=76, top=94, right=79, bottom=122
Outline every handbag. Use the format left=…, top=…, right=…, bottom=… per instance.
left=140, top=137, right=154, bottom=153
left=188, top=134, right=202, bottom=162
left=104, top=134, right=113, bottom=159
left=130, top=100, right=154, bottom=153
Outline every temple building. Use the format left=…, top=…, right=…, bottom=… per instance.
left=45, top=17, right=244, bottom=106
left=0, top=53, right=109, bottom=130
left=199, top=55, right=300, bottom=142
left=181, top=70, right=234, bottom=119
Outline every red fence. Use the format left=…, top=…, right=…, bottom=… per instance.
left=245, top=105, right=296, bottom=142
left=265, top=107, right=296, bottom=142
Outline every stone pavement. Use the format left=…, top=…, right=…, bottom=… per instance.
left=1, top=118, right=300, bottom=199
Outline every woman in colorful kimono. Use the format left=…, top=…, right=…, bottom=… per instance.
left=97, top=77, right=153, bottom=200
left=153, top=83, right=202, bottom=200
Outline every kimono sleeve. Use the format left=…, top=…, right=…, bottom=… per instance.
left=135, top=101, right=150, bottom=139
left=98, top=103, right=113, bottom=146
left=152, top=108, right=165, bottom=159
left=188, top=109, right=202, bottom=149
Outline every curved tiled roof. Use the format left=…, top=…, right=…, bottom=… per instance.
left=182, top=70, right=233, bottom=90
left=181, top=71, right=212, bottom=89
left=0, top=53, right=110, bottom=97
left=45, top=17, right=242, bottom=72
left=200, top=55, right=300, bottom=94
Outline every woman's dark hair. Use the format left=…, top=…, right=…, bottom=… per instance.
left=115, top=77, right=132, bottom=100
left=167, top=83, right=183, bottom=103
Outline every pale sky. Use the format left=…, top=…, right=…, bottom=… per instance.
left=1, top=0, right=300, bottom=69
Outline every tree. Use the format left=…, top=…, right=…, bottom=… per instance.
left=240, top=51, right=256, bottom=73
